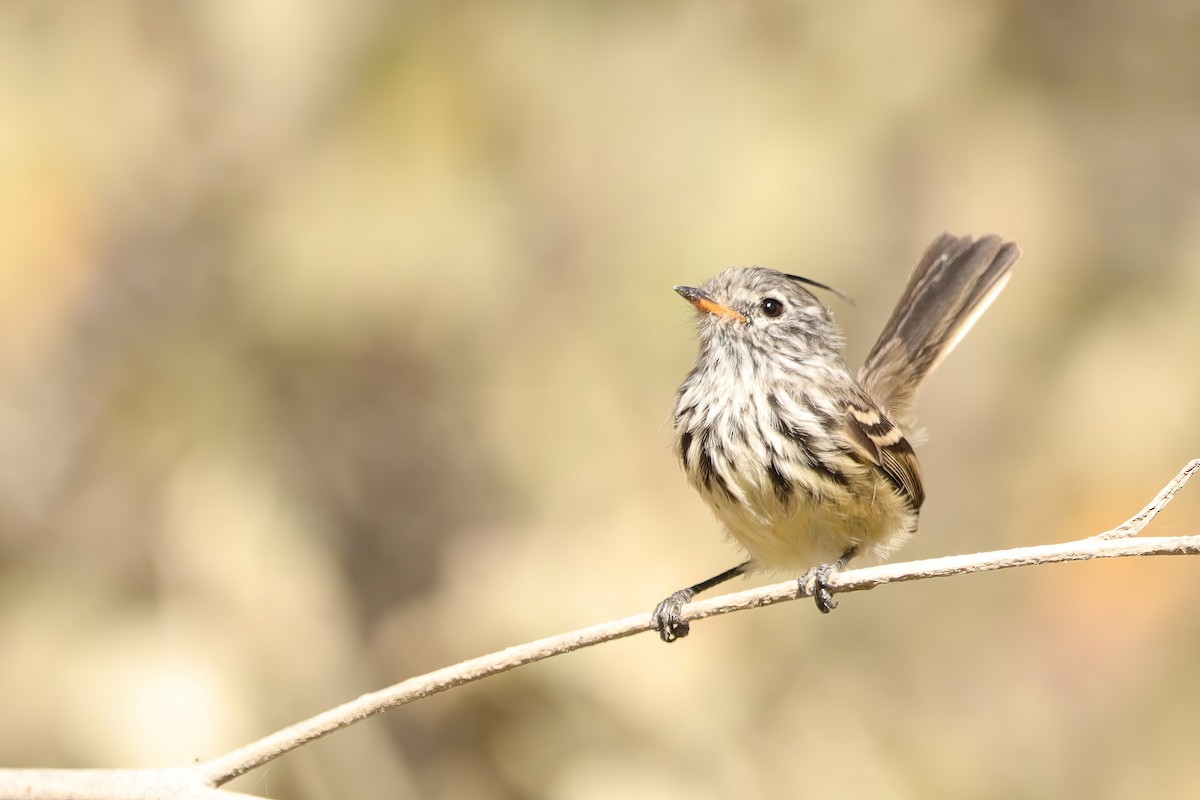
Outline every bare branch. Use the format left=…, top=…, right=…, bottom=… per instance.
left=0, top=459, right=1196, bottom=800
left=1098, top=458, right=1200, bottom=539
left=0, top=768, right=259, bottom=800
left=201, top=460, right=1200, bottom=786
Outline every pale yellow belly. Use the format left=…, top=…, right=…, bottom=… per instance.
left=701, top=474, right=916, bottom=572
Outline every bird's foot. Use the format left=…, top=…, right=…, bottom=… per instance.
left=651, top=588, right=696, bottom=643
left=798, top=563, right=839, bottom=613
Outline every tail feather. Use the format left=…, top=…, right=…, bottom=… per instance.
left=858, top=233, right=1022, bottom=424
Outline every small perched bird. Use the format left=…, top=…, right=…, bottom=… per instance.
left=653, top=233, right=1022, bottom=642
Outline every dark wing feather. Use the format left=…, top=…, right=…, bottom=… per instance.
left=841, top=394, right=925, bottom=510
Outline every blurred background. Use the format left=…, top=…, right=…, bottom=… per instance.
left=2, top=1, right=1199, bottom=798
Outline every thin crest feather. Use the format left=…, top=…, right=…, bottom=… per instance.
left=783, top=273, right=855, bottom=305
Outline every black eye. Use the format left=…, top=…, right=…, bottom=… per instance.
left=760, top=297, right=784, bottom=317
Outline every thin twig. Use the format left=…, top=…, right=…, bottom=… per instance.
left=0, top=459, right=1196, bottom=800
left=203, top=459, right=1200, bottom=786
left=1097, top=458, right=1200, bottom=539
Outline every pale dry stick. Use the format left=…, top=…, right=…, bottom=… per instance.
left=1096, top=458, right=1200, bottom=539
left=1, top=460, right=1197, bottom=800
left=0, top=768, right=259, bottom=800
left=163, top=461, right=1200, bottom=786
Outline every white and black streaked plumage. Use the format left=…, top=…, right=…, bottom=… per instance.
left=654, top=233, right=1022, bottom=642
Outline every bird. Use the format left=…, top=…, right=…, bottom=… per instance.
left=652, top=233, right=1022, bottom=642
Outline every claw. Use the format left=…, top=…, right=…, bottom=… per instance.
left=651, top=589, right=696, bottom=643
left=798, top=563, right=839, bottom=613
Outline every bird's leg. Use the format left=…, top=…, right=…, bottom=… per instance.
left=652, top=561, right=750, bottom=643
left=798, top=545, right=859, bottom=613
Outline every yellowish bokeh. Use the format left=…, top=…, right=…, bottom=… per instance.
left=1, top=2, right=1199, bottom=798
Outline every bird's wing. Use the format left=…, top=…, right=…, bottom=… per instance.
left=840, top=393, right=925, bottom=510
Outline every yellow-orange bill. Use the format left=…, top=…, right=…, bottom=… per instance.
left=674, top=286, right=747, bottom=323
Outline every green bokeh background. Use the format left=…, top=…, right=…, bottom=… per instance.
left=2, top=2, right=1199, bottom=798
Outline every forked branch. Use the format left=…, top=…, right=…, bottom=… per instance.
left=3, top=459, right=1198, bottom=800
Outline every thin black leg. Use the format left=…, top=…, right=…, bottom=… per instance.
left=651, top=561, right=750, bottom=643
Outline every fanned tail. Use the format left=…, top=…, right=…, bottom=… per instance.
left=858, top=233, right=1022, bottom=424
